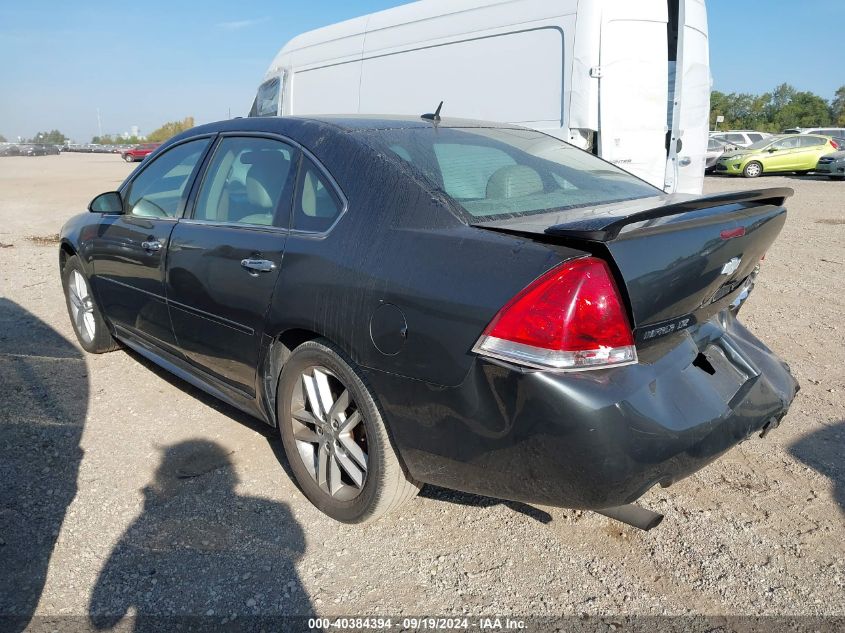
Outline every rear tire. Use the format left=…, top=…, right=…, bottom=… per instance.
left=61, top=255, right=119, bottom=354
left=743, top=161, right=763, bottom=178
left=277, top=339, right=420, bottom=523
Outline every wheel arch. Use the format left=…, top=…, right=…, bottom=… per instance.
left=258, top=327, right=323, bottom=427
left=263, top=328, right=417, bottom=497
left=59, top=240, right=77, bottom=271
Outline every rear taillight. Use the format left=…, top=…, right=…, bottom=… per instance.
left=472, top=257, right=637, bottom=371
left=831, top=140, right=840, bottom=150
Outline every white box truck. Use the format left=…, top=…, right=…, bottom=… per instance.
left=248, top=0, right=711, bottom=194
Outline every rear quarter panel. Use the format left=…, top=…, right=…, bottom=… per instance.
left=265, top=122, right=578, bottom=387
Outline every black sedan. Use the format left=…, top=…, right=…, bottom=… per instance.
left=59, top=116, right=798, bottom=526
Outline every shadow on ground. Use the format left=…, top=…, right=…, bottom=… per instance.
left=121, top=347, right=299, bottom=485
left=88, top=439, right=313, bottom=631
left=0, top=298, right=87, bottom=633
left=420, top=486, right=553, bottom=524
left=127, top=345, right=553, bottom=527
left=789, top=420, right=845, bottom=518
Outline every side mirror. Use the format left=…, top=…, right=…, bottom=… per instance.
left=88, top=191, right=124, bottom=214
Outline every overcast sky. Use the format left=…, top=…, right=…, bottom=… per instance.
left=1, top=0, right=842, bottom=142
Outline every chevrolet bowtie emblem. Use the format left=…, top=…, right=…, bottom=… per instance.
left=721, top=257, right=741, bottom=276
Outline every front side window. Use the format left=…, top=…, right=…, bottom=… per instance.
left=747, top=133, right=764, bottom=142
left=249, top=76, right=281, bottom=117
left=292, top=158, right=343, bottom=232
left=363, top=127, right=658, bottom=220
left=193, top=137, right=297, bottom=227
left=124, top=138, right=210, bottom=218
left=724, top=133, right=746, bottom=144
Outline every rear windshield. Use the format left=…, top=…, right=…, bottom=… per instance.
left=359, top=127, right=658, bottom=220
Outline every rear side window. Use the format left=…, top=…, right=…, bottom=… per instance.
left=125, top=139, right=210, bottom=218
left=193, top=137, right=297, bottom=227
left=249, top=77, right=281, bottom=117
left=292, top=158, right=343, bottom=233
left=799, top=136, right=826, bottom=147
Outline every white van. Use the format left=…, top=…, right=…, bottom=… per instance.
left=249, top=0, right=711, bottom=194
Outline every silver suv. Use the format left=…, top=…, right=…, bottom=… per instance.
left=710, top=130, right=772, bottom=147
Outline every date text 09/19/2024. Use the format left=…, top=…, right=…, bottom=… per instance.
left=307, top=617, right=526, bottom=630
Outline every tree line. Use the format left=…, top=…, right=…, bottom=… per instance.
left=0, top=117, right=195, bottom=146
left=91, top=117, right=196, bottom=145
left=711, top=83, right=845, bottom=132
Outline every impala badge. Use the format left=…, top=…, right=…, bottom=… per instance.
left=721, top=257, right=741, bottom=276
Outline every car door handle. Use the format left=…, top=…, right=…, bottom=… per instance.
left=240, top=258, right=276, bottom=274
left=141, top=240, right=162, bottom=252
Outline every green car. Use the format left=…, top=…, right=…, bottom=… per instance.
left=715, top=134, right=839, bottom=178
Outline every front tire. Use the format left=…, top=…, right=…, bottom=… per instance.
left=277, top=339, right=420, bottom=523
left=743, top=161, right=763, bottom=178
left=123, top=154, right=134, bottom=163
left=61, top=255, right=118, bottom=354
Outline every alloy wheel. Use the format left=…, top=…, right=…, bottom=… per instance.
left=290, top=365, right=368, bottom=501
left=67, top=270, right=96, bottom=343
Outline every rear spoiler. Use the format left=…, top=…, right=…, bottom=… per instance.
left=472, top=188, right=794, bottom=243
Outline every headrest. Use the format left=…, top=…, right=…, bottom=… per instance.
left=486, top=165, right=544, bottom=199
left=301, top=170, right=336, bottom=218
left=245, top=151, right=289, bottom=209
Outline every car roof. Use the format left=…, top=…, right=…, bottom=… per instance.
left=767, top=134, right=831, bottom=141
left=184, top=114, right=525, bottom=137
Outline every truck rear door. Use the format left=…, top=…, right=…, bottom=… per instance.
left=598, top=2, right=669, bottom=191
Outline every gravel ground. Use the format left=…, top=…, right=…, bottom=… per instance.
left=0, top=154, right=843, bottom=630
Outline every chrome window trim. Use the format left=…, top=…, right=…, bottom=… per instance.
left=178, top=218, right=289, bottom=234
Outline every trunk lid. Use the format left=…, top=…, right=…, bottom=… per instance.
left=472, top=188, right=792, bottom=340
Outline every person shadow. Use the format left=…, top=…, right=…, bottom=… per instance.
left=789, top=420, right=845, bottom=519
left=0, top=298, right=88, bottom=633
left=88, top=439, right=313, bottom=632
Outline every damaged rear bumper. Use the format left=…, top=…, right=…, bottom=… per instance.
left=365, top=310, right=798, bottom=510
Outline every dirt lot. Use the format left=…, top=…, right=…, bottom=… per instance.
left=1, top=153, right=843, bottom=629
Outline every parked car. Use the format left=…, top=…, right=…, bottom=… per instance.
left=715, top=134, right=839, bottom=178
left=0, top=143, right=21, bottom=156
left=710, top=130, right=771, bottom=148
left=705, top=137, right=738, bottom=173
left=783, top=127, right=845, bottom=137
left=815, top=139, right=845, bottom=180
left=59, top=116, right=798, bottom=526
left=37, top=143, right=61, bottom=155
left=19, top=144, right=41, bottom=156
left=120, top=143, right=161, bottom=162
